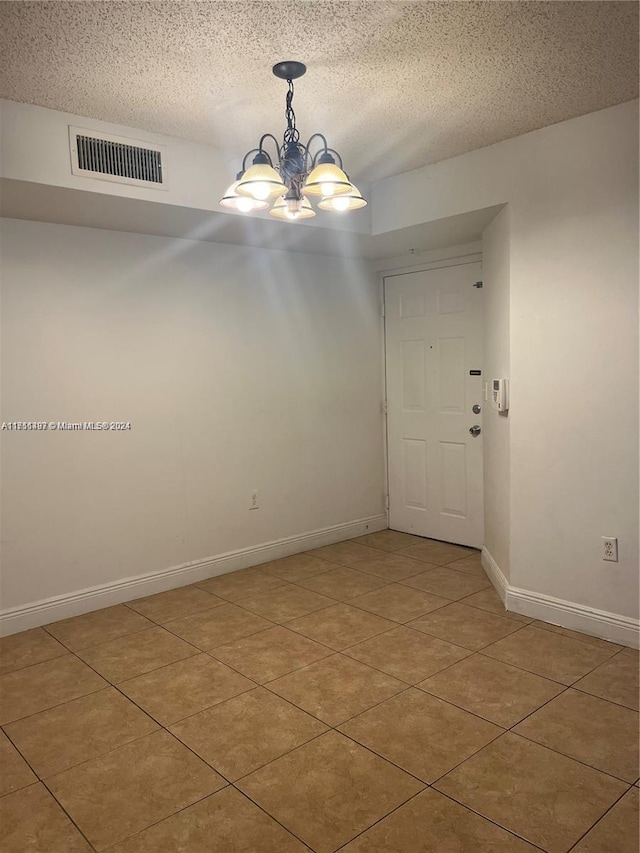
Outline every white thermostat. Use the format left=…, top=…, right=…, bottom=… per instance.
left=491, top=379, right=509, bottom=412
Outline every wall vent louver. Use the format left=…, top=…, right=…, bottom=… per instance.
left=69, top=126, right=167, bottom=190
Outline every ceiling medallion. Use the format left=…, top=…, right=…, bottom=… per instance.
left=220, top=61, right=366, bottom=222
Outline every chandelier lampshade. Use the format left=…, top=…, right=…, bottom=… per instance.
left=219, top=178, right=270, bottom=212
left=219, top=61, right=366, bottom=223
left=235, top=156, right=287, bottom=200
left=302, top=158, right=352, bottom=197
left=318, top=184, right=367, bottom=211
left=270, top=195, right=316, bottom=221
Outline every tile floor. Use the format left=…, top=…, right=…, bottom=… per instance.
left=0, top=530, right=638, bottom=852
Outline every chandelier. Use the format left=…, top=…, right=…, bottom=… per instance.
left=220, top=61, right=366, bottom=222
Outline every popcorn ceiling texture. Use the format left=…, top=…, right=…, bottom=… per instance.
left=0, top=1, right=637, bottom=181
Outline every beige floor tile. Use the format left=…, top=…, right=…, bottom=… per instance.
left=0, top=730, right=37, bottom=795
left=0, top=783, right=92, bottom=852
left=573, top=648, right=639, bottom=710
left=442, top=557, right=488, bottom=578
left=170, top=687, right=327, bottom=780
left=196, top=568, right=288, bottom=601
left=402, top=566, right=490, bottom=600
left=446, top=551, right=482, bottom=567
left=164, top=602, right=273, bottom=650
left=125, top=585, right=223, bottom=624
left=257, top=553, right=332, bottom=583
left=0, top=654, right=107, bottom=725
left=461, top=587, right=532, bottom=623
left=119, top=653, right=254, bottom=725
left=76, top=626, right=198, bottom=683
left=46, top=729, right=226, bottom=851
left=0, top=627, right=67, bottom=676
left=350, top=583, right=449, bottom=622
left=344, top=552, right=428, bottom=582
left=44, top=604, right=153, bottom=651
left=530, top=621, right=624, bottom=652
left=435, top=732, right=627, bottom=853
left=573, top=787, right=639, bottom=853
left=344, top=625, right=471, bottom=683
left=305, top=540, right=379, bottom=565
left=514, top=689, right=639, bottom=782
left=353, top=529, right=425, bottom=552
left=341, top=786, right=538, bottom=852
left=397, top=541, right=475, bottom=565
left=4, top=687, right=159, bottom=778
left=339, top=689, right=501, bottom=783
left=237, top=730, right=423, bottom=853
left=409, top=602, right=524, bottom=650
left=210, top=626, right=331, bottom=683
left=109, top=787, right=310, bottom=852
left=267, top=653, right=405, bottom=726
left=235, top=584, right=335, bottom=623
left=418, top=654, right=564, bottom=727
left=297, top=567, right=389, bottom=601
left=285, top=603, right=396, bottom=650
left=482, top=625, right=620, bottom=685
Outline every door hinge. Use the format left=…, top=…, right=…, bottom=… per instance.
left=382, top=400, right=388, bottom=416
left=381, top=301, right=386, bottom=318
left=384, top=494, right=390, bottom=510
left=473, top=281, right=483, bottom=289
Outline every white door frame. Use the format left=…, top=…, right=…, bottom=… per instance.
left=379, top=249, right=483, bottom=535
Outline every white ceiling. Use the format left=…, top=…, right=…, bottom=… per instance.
left=1, top=1, right=637, bottom=183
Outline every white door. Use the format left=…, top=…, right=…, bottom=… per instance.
left=384, top=261, right=484, bottom=548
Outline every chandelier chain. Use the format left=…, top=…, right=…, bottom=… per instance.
left=283, top=79, right=300, bottom=145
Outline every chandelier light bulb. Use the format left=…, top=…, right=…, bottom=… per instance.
left=321, top=182, right=336, bottom=196
left=318, top=183, right=367, bottom=212
left=235, top=196, right=256, bottom=213
left=330, top=196, right=351, bottom=211
left=269, top=194, right=316, bottom=221
left=219, top=178, right=269, bottom=213
left=250, top=182, right=272, bottom=201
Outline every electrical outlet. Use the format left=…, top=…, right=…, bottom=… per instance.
left=602, top=536, right=618, bottom=562
left=249, top=490, right=260, bottom=510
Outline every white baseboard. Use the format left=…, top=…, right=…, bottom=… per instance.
left=481, top=547, right=639, bottom=649
left=480, top=547, right=508, bottom=604
left=0, top=513, right=388, bottom=637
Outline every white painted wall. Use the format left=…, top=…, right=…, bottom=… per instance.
left=0, top=219, right=385, bottom=614
left=375, top=100, right=639, bottom=622
left=481, top=207, right=510, bottom=580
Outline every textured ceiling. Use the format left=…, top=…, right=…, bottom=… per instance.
left=1, top=1, right=637, bottom=182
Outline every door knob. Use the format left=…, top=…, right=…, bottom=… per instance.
left=469, top=425, right=481, bottom=437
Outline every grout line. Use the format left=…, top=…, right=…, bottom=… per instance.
left=570, top=682, right=639, bottom=712
left=227, top=784, right=316, bottom=852
left=431, top=788, right=550, bottom=852
left=40, top=777, right=100, bottom=851
left=229, top=727, right=330, bottom=785
left=97, top=787, right=232, bottom=851
left=41, top=621, right=157, bottom=654
left=0, top=681, right=108, bottom=727
left=566, top=783, right=635, bottom=851
left=511, top=727, right=637, bottom=785
left=330, top=787, right=427, bottom=852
